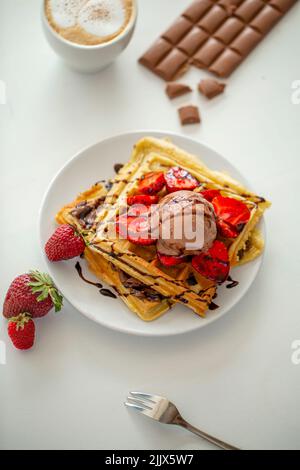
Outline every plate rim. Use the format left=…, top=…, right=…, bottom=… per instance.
left=39, top=130, right=265, bottom=337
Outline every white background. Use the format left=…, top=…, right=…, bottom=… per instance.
left=1, top=0, right=300, bottom=450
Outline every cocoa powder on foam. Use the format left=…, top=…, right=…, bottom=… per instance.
left=45, top=0, right=133, bottom=46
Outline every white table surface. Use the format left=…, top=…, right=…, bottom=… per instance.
left=1, top=0, right=300, bottom=450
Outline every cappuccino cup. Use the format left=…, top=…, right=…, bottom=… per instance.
left=42, top=0, right=137, bottom=73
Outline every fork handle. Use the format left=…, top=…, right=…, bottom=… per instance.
left=175, top=416, right=239, bottom=450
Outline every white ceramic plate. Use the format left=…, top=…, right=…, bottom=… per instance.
left=39, top=131, right=265, bottom=336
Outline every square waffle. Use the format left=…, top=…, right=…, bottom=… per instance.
left=84, top=137, right=271, bottom=319
left=56, top=183, right=171, bottom=321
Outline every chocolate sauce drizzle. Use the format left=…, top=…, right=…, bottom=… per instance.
left=114, top=163, right=124, bottom=174
left=121, top=274, right=164, bottom=302
left=105, top=181, right=113, bottom=191
left=209, top=302, right=219, bottom=310
left=95, top=174, right=141, bottom=190
left=92, top=244, right=213, bottom=307
left=226, top=276, right=239, bottom=289
left=99, top=289, right=117, bottom=299
left=75, top=262, right=117, bottom=299
left=71, top=198, right=105, bottom=230
left=75, top=262, right=102, bottom=288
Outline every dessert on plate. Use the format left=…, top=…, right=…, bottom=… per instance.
left=55, top=137, right=270, bottom=321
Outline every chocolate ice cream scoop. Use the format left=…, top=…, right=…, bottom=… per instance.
left=156, top=190, right=217, bottom=257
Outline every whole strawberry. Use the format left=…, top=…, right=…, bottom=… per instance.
left=45, top=224, right=86, bottom=262
left=8, top=313, right=35, bottom=350
left=3, top=270, right=63, bottom=319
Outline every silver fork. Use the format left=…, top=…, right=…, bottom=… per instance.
left=125, top=391, right=239, bottom=451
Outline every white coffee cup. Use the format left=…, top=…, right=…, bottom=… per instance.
left=42, top=0, right=137, bottom=73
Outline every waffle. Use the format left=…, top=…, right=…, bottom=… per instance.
left=86, top=137, right=271, bottom=319
left=56, top=183, right=171, bottom=321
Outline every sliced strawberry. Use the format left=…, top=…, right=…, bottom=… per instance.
left=127, top=204, right=151, bottom=217
left=212, top=196, right=251, bottom=239
left=127, top=194, right=159, bottom=206
left=127, top=216, right=157, bottom=246
left=116, top=214, right=156, bottom=246
left=116, top=215, right=135, bottom=239
left=192, top=240, right=229, bottom=284
left=164, top=166, right=199, bottom=193
left=157, top=252, right=187, bottom=267
left=201, top=189, right=221, bottom=202
left=217, top=219, right=239, bottom=238
left=138, top=172, right=165, bottom=195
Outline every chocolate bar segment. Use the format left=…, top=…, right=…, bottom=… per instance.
left=250, top=5, right=281, bottom=34
left=178, top=27, right=208, bottom=56
left=234, top=0, right=265, bottom=22
left=198, top=5, right=229, bottom=34
left=162, top=17, right=193, bottom=44
left=269, top=0, right=296, bottom=12
left=209, top=48, right=242, bottom=77
left=156, top=49, right=189, bottom=81
left=214, top=17, right=244, bottom=44
left=139, top=38, right=172, bottom=69
left=193, top=37, right=225, bottom=68
left=139, top=0, right=296, bottom=80
left=230, top=27, right=261, bottom=56
left=183, top=0, right=213, bottom=22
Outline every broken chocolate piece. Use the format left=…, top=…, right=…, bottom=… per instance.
left=198, top=78, right=226, bottom=99
left=166, top=82, right=192, bottom=99
left=178, top=105, right=201, bottom=125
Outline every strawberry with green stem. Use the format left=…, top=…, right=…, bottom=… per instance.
left=8, top=313, right=35, bottom=350
left=3, top=270, right=63, bottom=319
left=45, top=224, right=86, bottom=261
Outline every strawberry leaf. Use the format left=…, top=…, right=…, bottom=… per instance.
left=49, top=288, right=63, bottom=313
left=28, top=270, right=63, bottom=312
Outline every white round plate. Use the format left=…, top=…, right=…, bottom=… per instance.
left=39, top=131, right=265, bottom=336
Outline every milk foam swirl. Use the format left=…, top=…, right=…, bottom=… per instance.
left=47, top=0, right=130, bottom=43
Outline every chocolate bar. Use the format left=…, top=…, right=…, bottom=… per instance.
left=139, top=0, right=296, bottom=80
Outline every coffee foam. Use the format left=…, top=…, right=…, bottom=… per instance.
left=49, top=0, right=86, bottom=28
left=47, top=0, right=132, bottom=45
left=78, top=0, right=126, bottom=37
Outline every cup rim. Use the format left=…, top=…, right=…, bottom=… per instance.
left=42, top=0, right=137, bottom=50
